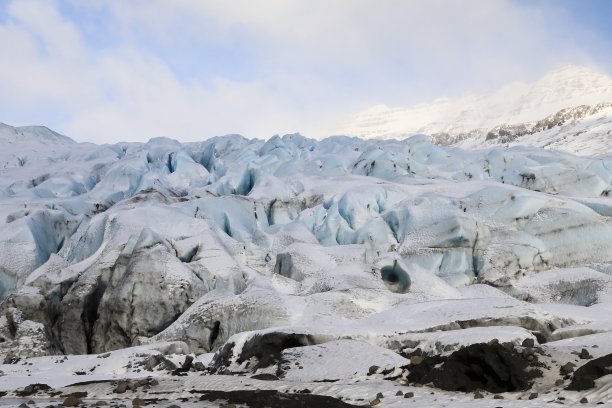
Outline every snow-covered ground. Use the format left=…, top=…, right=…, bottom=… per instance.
left=0, top=123, right=611, bottom=406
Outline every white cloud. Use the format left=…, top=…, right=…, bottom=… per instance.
left=0, top=0, right=608, bottom=142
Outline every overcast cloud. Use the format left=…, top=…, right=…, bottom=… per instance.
left=0, top=0, right=610, bottom=142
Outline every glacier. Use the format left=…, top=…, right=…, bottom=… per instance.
left=0, top=122, right=612, bottom=406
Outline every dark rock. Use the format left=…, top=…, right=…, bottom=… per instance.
left=211, top=332, right=315, bottom=372
left=173, top=355, right=193, bottom=374
left=529, top=393, right=538, bottom=400
left=198, top=389, right=361, bottom=407
left=369, top=398, right=381, bottom=406
left=3, top=352, right=21, bottom=364
left=404, top=392, right=414, bottom=398
left=493, top=395, right=504, bottom=399
left=405, top=343, right=541, bottom=393
left=375, top=392, right=383, bottom=399
left=579, top=349, right=593, bottom=359
left=580, top=397, right=588, bottom=403
left=395, top=390, right=403, bottom=396
left=250, top=373, right=279, bottom=381
left=522, top=338, right=535, bottom=348
left=567, top=353, right=612, bottom=391
left=62, top=395, right=82, bottom=407
left=132, top=398, right=145, bottom=407
left=560, top=362, right=576, bottom=376
left=65, top=392, right=87, bottom=398
left=474, top=391, right=484, bottom=399
left=17, top=383, right=52, bottom=397
left=368, top=365, right=379, bottom=375
left=555, top=379, right=564, bottom=386
left=181, top=356, right=193, bottom=371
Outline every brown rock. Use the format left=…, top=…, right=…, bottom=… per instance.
left=62, top=395, right=82, bottom=407
left=132, top=398, right=145, bottom=407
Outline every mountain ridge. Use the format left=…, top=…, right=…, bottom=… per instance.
left=331, top=65, right=612, bottom=144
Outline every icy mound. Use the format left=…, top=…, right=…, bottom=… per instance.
left=0, top=125, right=612, bottom=402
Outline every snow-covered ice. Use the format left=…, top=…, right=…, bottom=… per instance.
left=0, top=122, right=611, bottom=406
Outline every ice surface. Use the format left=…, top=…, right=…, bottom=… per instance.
left=0, top=122, right=611, bottom=406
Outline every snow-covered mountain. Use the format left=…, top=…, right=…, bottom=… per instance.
left=332, top=65, right=612, bottom=155
left=1, top=123, right=612, bottom=405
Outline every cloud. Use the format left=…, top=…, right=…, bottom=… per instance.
left=0, top=0, right=609, bottom=143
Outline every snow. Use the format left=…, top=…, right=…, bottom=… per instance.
left=0, top=112, right=611, bottom=406
left=332, top=65, right=612, bottom=156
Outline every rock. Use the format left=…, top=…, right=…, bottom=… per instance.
left=62, top=395, right=82, bottom=407
left=581, top=397, right=589, bottom=403
left=395, top=390, right=403, bottom=396
left=210, top=332, right=315, bottom=372
left=250, top=373, right=279, bottom=381
left=198, top=389, right=361, bottom=407
left=132, top=398, right=145, bottom=407
left=555, top=379, right=564, bottom=386
left=18, top=404, right=29, bottom=408
left=529, top=393, right=538, bottom=399
left=176, top=355, right=194, bottom=373
left=368, top=365, right=380, bottom=375
left=144, top=355, right=162, bottom=371
left=4, top=351, right=21, bottom=364
left=67, top=392, right=87, bottom=398
left=375, top=392, right=383, bottom=399
left=567, top=353, right=612, bottom=391
left=369, top=398, right=381, bottom=406
left=92, top=402, right=109, bottom=406
left=474, top=391, right=484, bottom=399
left=406, top=343, right=541, bottom=393
left=114, top=380, right=128, bottom=394
left=579, top=348, right=593, bottom=359
left=404, top=392, right=414, bottom=398
left=522, top=338, right=535, bottom=348
left=16, top=383, right=52, bottom=397
left=493, top=394, right=504, bottom=399
left=560, top=362, right=576, bottom=376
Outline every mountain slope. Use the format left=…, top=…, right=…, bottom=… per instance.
left=0, top=122, right=75, bottom=145
left=331, top=65, right=612, bottom=154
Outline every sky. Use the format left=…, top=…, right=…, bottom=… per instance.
left=0, top=0, right=611, bottom=143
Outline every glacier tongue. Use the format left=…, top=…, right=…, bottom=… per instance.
left=0, top=125, right=612, bottom=403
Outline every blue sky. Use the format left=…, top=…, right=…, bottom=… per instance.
left=0, top=0, right=611, bottom=143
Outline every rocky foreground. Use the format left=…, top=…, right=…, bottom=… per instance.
left=0, top=125, right=612, bottom=406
